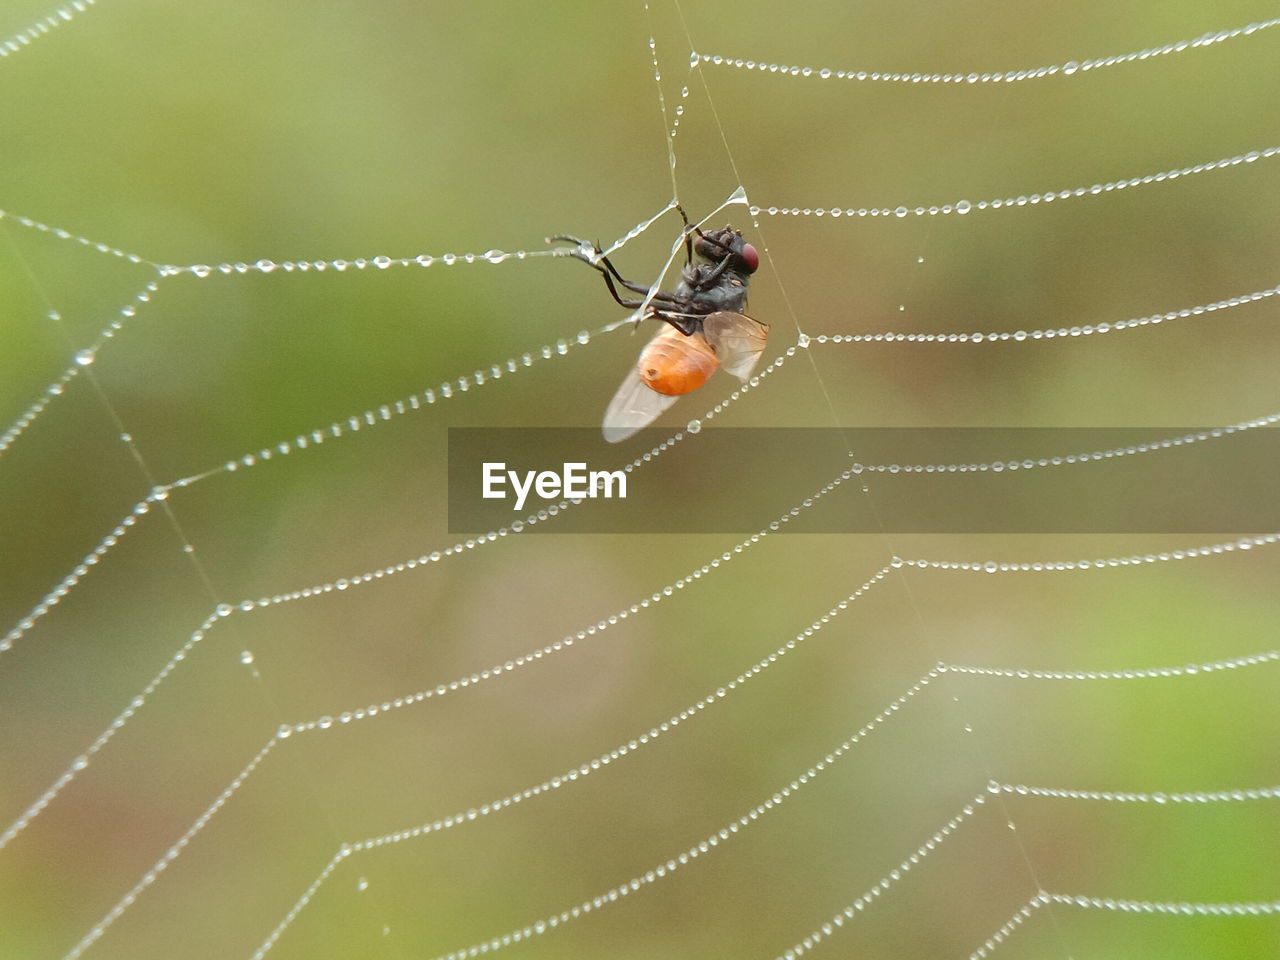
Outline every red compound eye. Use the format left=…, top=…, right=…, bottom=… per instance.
left=740, top=242, right=760, bottom=273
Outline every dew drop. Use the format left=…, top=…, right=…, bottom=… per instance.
left=73, top=349, right=96, bottom=366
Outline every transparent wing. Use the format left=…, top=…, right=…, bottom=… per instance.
left=701, top=312, right=769, bottom=381
left=602, top=365, right=680, bottom=443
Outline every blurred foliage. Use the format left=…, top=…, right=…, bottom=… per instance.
left=1, top=1, right=1278, bottom=958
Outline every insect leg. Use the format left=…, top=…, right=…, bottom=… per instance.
left=690, top=253, right=733, bottom=290
left=675, top=203, right=696, bottom=265
left=550, top=235, right=677, bottom=298
left=548, top=236, right=694, bottom=312
left=597, top=270, right=692, bottom=310
left=652, top=310, right=702, bottom=336
left=595, top=272, right=691, bottom=313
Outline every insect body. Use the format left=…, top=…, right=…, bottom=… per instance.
left=552, top=222, right=769, bottom=442
left=637, top=323, right=719, bottom=396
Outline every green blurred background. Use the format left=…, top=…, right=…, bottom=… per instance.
left=1, top=1, right=1278, bottom=958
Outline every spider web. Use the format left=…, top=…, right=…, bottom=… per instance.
left=1, top=2, right=1278, bottom=959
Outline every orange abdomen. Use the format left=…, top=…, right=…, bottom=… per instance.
left=638, top=326, right=719, bottom=396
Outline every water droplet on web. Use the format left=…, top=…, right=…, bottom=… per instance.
left=74, top=349, right=96, bottom=366
left=686, top=419, right=701, bottom=434
left=240, top=650, right=254, bottom=665
left=894, top=206, right=908, bottom=218
left=356, top=877, right=369, bottom=892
